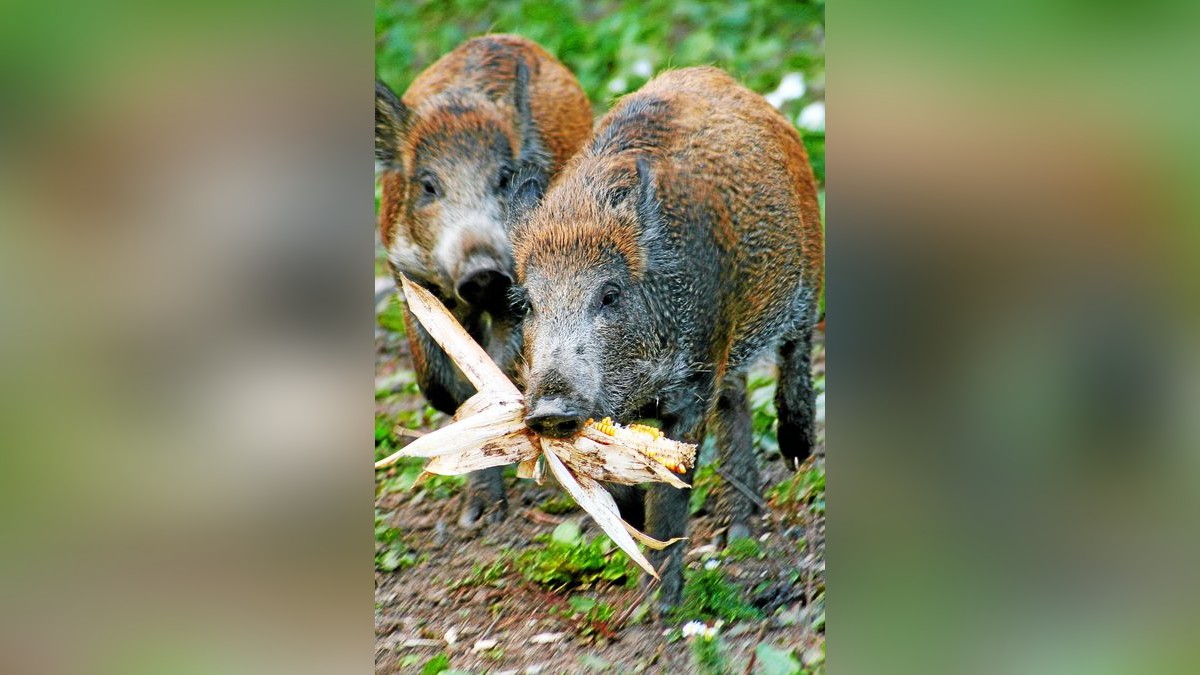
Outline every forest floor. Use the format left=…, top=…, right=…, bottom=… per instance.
left=373, top=296, right=825, bottom=674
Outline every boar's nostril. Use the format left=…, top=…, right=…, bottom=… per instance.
left=456, top=267, right=512, bottom=308
left=525, top=398, right=586, bottom=438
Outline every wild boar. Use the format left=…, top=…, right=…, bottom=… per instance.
left=511, top=66, right=823, bottom=604
left=375, top=34, right=593, bottom=526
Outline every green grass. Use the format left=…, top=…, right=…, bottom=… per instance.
left=518, top=524, right=635, bottom=589
left=449, top=556, right=511, bottom=590
left=674, top=566, right=763, bottom=624
left=768, top=460, right=825, bottom=516
left=375, top=509, right=417, bottom=572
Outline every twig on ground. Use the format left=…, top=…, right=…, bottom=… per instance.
left=715, top=466, right=769, bottom=512
left=612, top=577, right=660, bottom=632
left=394, top=427, right=427, bottom=439
left=479, top=612, right=502, bottom=641
left=520, top=508, right=564, bottom=526
left=742, top=621, right=770, bottom=674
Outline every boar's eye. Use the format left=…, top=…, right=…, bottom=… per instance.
left=598, top=284, right=621, bottom=311
left=415, top=172, right=440, bottom=201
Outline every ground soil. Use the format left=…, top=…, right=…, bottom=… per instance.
left=374, top=322, right=825, bottom=674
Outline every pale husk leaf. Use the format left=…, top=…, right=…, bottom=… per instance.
left=399, top=275, right=520, bottom=399
left=374, top=397, right=524, bottom=468
left=422, top=431, right=538, bottom=475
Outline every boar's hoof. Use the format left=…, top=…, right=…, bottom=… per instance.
left=458, top=493, right=508, bottom=529
left=723, top=521, right=752, bottom=547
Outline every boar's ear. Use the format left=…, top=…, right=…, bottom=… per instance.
left=512, top=58, right=552, bottom=173
left=375, top=80, right=408, bottom=172
left=505, top=166, right=548, bottom=228
left=633, top=155, right=664, bottom=236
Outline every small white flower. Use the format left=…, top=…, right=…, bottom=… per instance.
left=765, top=72, right=806, bottom=109
left=632, top=59, right=654, bottom=78
left=681, top=621, right=707, bottom=638
left=607, top=77, right=628, bottom=94
left=704, top=558, right=720, bottom=570
left=797, top=101, right=825, bottom=132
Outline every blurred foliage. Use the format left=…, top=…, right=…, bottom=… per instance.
left=689, top=463, right=720, bottom=515
left=560, top=595, right=617, bottom=639
left=723, top=536, right=764, bottom=561
left=375, top=0, right=825, bottom=185
left=449, top=556, right=511, bottom=589
left=375, top=509, right=417, bottom=572
left=537, top=491, right=581, bottom=515
left=377, top=294, right=408, bottom=334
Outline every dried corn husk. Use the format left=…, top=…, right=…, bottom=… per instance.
left=374, top=275, right=696, bottom=577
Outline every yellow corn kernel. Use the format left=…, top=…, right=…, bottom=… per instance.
left=628, top=423, right=664, bottom=440
left=593, top=417, right=618, bottom=436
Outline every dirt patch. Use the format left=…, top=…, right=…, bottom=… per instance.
left=375, top=323, right=825, bottom=674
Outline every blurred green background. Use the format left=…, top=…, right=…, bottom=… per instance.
left=375, top=0, right=825, bottom=185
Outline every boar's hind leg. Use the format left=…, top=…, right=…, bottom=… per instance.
left=776, top=320, right=817, bottom=471
left=713, top=374, right=759, bottom=545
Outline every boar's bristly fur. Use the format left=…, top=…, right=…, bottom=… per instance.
left=512, top=66, right=823, bottom=607
left=376, top=35, right=593, bottom=527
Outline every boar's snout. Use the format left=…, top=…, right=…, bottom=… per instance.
left=455, top=257, right=512, bottom=310
left=525, top=396, right=587, bottom=438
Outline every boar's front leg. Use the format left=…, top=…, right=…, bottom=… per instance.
left=645, top=401, right=708, bottom=610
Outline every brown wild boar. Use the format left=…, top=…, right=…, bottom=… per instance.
left=375, top=35, right=593, bottom=526
left=511, top=66, right=823, bottom=605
